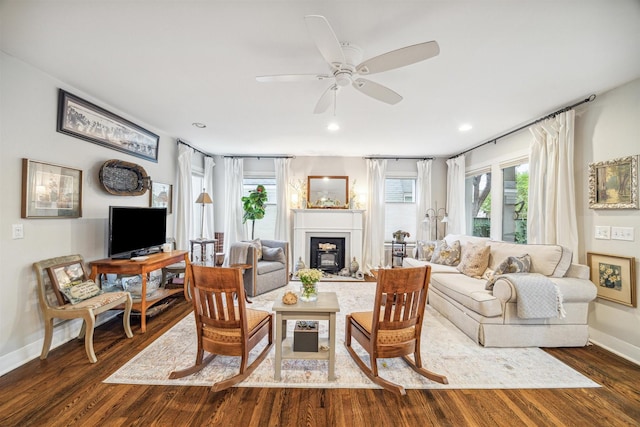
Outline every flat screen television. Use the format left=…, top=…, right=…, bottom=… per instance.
left=108, top=206, right=167, bottom=259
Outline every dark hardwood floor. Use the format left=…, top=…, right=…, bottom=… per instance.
left=1, top=297, right=639, bottom=427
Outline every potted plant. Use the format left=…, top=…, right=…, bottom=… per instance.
left=296, top=268, right=323, bottom=302
left=393, top=230, right=410, bottom=243
left=242, top=184, right=268, bottom=239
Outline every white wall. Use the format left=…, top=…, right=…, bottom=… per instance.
left=466, top=78, right=640, bottom=364
left=0, top=53, right=178, bottom=375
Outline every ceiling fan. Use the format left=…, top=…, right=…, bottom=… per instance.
left=256, top=15, right=440, bottom=114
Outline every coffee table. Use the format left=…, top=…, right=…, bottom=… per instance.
left=272, top=291, right=340, bottom=381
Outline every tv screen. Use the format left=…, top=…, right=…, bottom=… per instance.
left=108, top=206, right=167, bottom=259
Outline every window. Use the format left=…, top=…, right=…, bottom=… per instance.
left=502, top=163, right=528, bottom=243
left=384, top=178, right=416, bottom=241
left=242, top=177, right=277, bottom=240
left=465, top=171, right=492, bottom=237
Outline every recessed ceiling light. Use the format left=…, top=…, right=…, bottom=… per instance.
left=458, top=123, right=472, bottom=132
left=192, top=122, right=206, bottom=128
left=327, top=122, right=340, bottom=131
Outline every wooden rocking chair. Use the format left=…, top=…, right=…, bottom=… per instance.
left=345, top=266, right=448, bottom=395
left=169, top=263, right=273, bottom=392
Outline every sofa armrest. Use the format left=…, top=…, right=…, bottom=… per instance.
left=493, top=275, right=597, bottom=303
left=565, top=263, right=590, bottom=280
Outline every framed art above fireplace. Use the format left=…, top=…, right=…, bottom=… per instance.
left=307, top=176, right=348, bottom=208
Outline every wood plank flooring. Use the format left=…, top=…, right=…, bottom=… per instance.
left=1, top=298, right=639, bottom=427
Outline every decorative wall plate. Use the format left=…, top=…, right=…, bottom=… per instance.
left=99, top=159, right=150, bottom=196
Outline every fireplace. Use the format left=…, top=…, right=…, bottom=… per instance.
left=310, top=237, right=345, bottom=274
left=292, top=209, right=364, bottom=275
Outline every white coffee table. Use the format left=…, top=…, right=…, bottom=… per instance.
left=272, top=291, right=340, bottom=381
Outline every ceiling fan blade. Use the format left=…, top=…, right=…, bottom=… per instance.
left=352, top=78, right=402, bottom=105
left=314, top=84, right=338, bottom=114
left=256, top=74, right=331, bottom=83
left=356, top=41, right=440, bottom=75
left=304, top=15, right=345, bottom=68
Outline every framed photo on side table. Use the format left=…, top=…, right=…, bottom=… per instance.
left=587, top=252, right=636, bottom=307
left=588, top=155, right=638, bottom=209
left=22, top=158, right=82, bottom=218
left=57, top=89, right=160, bottom=162
left=150, top=181, right=172, bottom=214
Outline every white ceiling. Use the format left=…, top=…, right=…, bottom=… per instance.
left=2, top=1, right=639, bottom=158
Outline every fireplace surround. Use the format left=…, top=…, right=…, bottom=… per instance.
left=292, top=209, right=364, bottom=274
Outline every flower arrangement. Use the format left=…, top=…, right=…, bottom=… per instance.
left=599, top=263, right=622, bottom=289
left=393, top=230, right=410, bottom=242
left=297, top=268, right=323, bottom=301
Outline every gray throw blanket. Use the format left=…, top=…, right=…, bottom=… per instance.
left=223, top=242, right=251, bottom=267
left=500, top=273, right=566, bottom=319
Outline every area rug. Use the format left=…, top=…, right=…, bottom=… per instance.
left=105, top=282, right=600, bottom=390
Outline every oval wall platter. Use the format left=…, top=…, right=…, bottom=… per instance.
left=99, top=159, right=150, bottom=196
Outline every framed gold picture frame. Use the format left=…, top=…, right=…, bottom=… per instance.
left=307, top=175, right=348, bottom=208
left=588, top=155, right=638, bottom=209
left=587, top=252, right=636, bottom=307
left=21, top=158, right=83, bottom=218
left=150, top=181, right=172, bottom=214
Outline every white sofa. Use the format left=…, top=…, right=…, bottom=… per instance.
left=403, top=234, right=597, bottom=347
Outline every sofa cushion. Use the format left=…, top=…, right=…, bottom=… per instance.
left=262, top=246, right=285, bottom=263
left=485, top=254, right=531, bottom=290
left=431, top=240, right=461, bottom=266
left=256, top=260, right=284, bottom=275
left=415, top=240, right=437, bottom=261
left=487, top=241, right=571, bottom=277
left=457, top=242, right=491, bottom=278
left=430, top=273, right=503, bottom=318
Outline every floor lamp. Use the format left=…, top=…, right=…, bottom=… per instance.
left=422, top=203, right=449, bottom=240
left=195, top=189, right=213, bottom=240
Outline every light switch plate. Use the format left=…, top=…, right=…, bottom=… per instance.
left=612, top=226, right=634, bottom=241
left=595, top=226, right=610, bottom=240
left=12, top=224, right=24, bottom=239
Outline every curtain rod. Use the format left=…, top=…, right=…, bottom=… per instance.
left=363, top=156, right=434, bottom=160
left=223, top=155, right=296, bottom=159
left=176, top=139, right=214, bottom=158
left=448, top=94, right=596, bottom=159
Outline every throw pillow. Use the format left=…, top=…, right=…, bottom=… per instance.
left=431, top=240, right=461, bottom=266
left=262, top=246, right=285, bottom=263
left=416, top=240, right=437, bottom=261
left=249, top=238, right=262, bottom=260
left=485, top=254, right=532, bottom=290
left=456, top=242, right=491, bottom=278
left=59, top=279, right=104, bottom=305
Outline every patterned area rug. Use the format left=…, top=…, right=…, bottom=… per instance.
left=105, top=282, right=600, bottom=390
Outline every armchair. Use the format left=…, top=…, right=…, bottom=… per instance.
left=227, top=239, right=289, bottom=297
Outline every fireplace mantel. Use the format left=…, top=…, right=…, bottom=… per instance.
left=292, top=209, right=364, bottom=272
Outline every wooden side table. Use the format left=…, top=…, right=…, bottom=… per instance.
left=89, top=251, right=189, bottom=333
left=271, top=291, right=340, bottom=381
left=190, top=239, right=217, bottom=263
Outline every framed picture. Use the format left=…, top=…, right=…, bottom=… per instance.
left=22, top=158, right=82, bottom=218
left=588, top=155, right=638, bottom=209
left=587, top=252, right=637, bottom=307
left=150, top=181, right=172, bottom=213
left=57, top=89, right=160, bottom=162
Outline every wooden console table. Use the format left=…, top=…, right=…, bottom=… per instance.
left=89, top=251, right=189, bottom=333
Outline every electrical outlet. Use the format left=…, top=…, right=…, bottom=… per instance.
left=595, top=226, right=610, bottom=240
left=12, top=224, right=24, bottom=239
left=612, top=226, right=634, bottom=241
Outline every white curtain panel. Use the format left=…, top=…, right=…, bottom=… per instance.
left=446, top=155, right=466, bottom=235
left=274, top=158, right=291, bottom=243
left=202, top=156, right=216, bottom=240
left=222, top=157, right=246, bottom=263
left=415, top=159, right=433, bottom=241
left=175, top=144, right=194, bottom=251
left=362, top=159, right=387, bottom=274
left=528, top=110, right=578, bottom=255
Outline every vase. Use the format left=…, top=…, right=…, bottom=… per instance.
left=295, top=257, right=305, bottom=272
left=349, top=257, right=359, bottom=276
left=300, top=280, right=318, bottom=302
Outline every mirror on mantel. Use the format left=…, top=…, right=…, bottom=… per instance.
left=307, top=176, right=348, bottom=209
